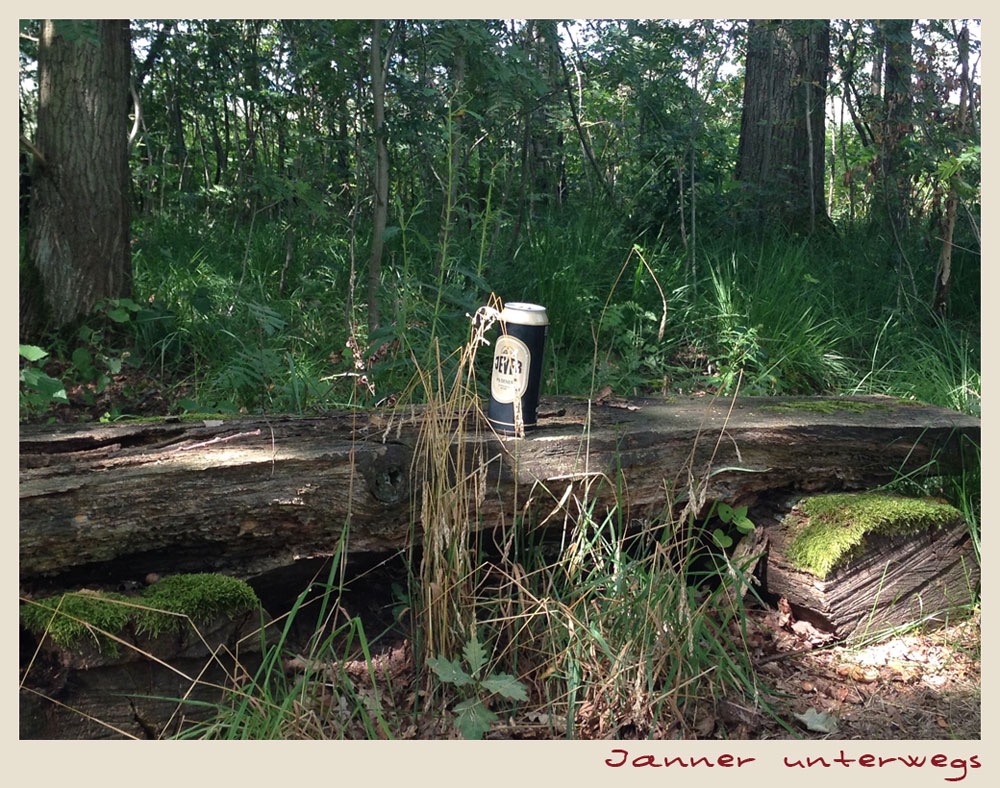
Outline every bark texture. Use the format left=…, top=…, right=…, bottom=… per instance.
left=736, top=19, right=831, bottom=232
left=19, top=395, right=979, bottom=593
left=763, top=498, right=977, bottom=636
left=23, top=20, right=132, bottom=337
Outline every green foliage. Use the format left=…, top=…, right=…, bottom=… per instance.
left=709, top=501, right=756, bottom=550
left=169, top=536, right=401, bottom=740
left=427, top=635, right=529, bottom=740
left=505, top=493, right=773, bottom=739
left=19, top=344, right=68, bottom=415
left=20, top=590, right=132, bottom=655
left=134, top=573, right=260, bottom=638
left=700, top=243, right=852, bottom=395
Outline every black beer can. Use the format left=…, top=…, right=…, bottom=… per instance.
left=487, top=302, right=548, bottom=436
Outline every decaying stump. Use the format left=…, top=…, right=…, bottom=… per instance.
left=762, top=493, right=979, bottom=637
left=20, top=603, right=270, bottom=739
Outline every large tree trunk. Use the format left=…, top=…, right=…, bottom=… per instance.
left=19, top=395, right=979, bottom=595
left=735, top=19, right=831, bottom=233
left=874, top=20, right=914, bottom=240
left=22, top=20, right=132, bottom=340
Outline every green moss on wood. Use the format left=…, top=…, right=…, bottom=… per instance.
left=20, top=573, right=260, bottom=655
left=761, top=398, right=892, bottom=415
left=785, top=493, right=962, bottom=579
left=20, top=590, right=133, bottom=655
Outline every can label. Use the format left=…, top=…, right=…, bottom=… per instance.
left=491, top=335, right=531, bottom=404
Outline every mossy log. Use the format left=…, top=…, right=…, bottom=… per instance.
left=19, top=394, right=979, bottom=593
left=19, top=604, right=270, bottom=739
left=762, top=493, right=979, bottom=637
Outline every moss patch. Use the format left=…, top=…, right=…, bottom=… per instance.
left=20, top=573, right=260, bottom=655
left=761, top=398, right=892, bottom=415
left=785, top=493, right=962, bottom=579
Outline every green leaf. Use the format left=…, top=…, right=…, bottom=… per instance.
left=462, top=636, right=488, bottom=678
left=71, top=347, right=95, bottom=376
left=426, top=656, right=473, bottom=688
left=20, top=367, right=68, bottom=403
left=479, top=673, right=528, bottom=702
left=717, top=502, right=734, bottom=522
left=107, top=308, right=132, bottom=323
left=112, top=297, right=142, bottom=312
left=453, top=697, right=496, bottom=740
left=712, top=528, right=733, bottom=549
left=19, top=344, right=48, bottom=362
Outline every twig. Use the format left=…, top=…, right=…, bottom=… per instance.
left=170, top=429, right=262, bottom=453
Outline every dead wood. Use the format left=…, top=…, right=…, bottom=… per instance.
left=19, top=394, right=979, bottom=592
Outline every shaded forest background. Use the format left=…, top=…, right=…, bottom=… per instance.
left=18, top=18, right=981, bottom=421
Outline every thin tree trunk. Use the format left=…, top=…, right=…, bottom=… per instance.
left=556, top=32, right=613, bottom=202
left=367, top=21, right=401, bottom=334
left=932, top=23, right=971, bottom=316
left=437, top=44, right=466, bottom=271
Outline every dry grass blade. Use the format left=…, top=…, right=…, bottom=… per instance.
left=411, top=298, right=501, bottom=662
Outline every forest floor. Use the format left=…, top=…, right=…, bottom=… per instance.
left=321, top=600, right=982, bottom=741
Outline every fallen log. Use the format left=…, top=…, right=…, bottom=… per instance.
left=19, top=394, right=979, bottom=592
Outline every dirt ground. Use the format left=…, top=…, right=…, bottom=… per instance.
left=721, top=604, right=981, bottom=741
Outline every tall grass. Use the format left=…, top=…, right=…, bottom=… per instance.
left=407, top=299, right=501, bottom=663
left=91, top=199, right=980, bottom=423
left=479, top=485, right=776, bottom=738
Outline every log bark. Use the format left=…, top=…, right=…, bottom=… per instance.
left=19, top=395, right=979, bottom=593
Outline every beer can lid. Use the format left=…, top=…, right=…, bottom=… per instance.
left=500, top=302, right=549, bottom=326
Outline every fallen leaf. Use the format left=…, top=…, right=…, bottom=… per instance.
left=851, top=666, right=880, bottom=683
left=794, top=707, right=840, bottom=734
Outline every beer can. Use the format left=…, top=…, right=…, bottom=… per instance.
left=487, top=302, right=548, bottom=436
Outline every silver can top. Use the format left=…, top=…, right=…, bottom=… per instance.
left=500, top=302, right=549, bottom=326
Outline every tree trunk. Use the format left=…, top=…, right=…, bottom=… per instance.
left=22, top=20, right=132, bottom=339
left=873, top=19, right=918, bottom=304
left=875, top=20, right=914, bottom=240
left=367, top=21, right=398, bottom=335
left=932, top=23, right=971, bottom=316
left=735, top=19, right=831, bottom=233
left=19, top=395, right=978, bottom=595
